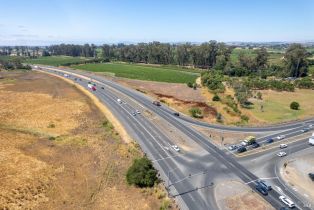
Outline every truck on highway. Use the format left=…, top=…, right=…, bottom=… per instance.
left=153, top=101, right=161, bottom=106
left=309, top=137, right=314, bottom=146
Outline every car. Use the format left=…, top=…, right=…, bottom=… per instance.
left=256, top=180, right=272, bottom=191
left=131, top=112, right=136, bottom=116
left=266, top=138, right=274, bottom=143
left=309, top=173, right=314, bottom=181
left=276, top=135, right=286, bottom=140
left=136, top=110, right=141, bottom=114
left=300, top=128, right=310, bottom=133
left=101, top=87, right=105, bottom=89
left=251, top=143, right=260, bottom=148
left=309, top=124, right=314, bottom=128
left=277, top=151, right=287, bottom=157
left=237, top=147, right=247, bottom=153
left=255, top=185, right=268, bottom=195
left=79, top=78, right=82, bottom=81
left=279, top=195, right=295, bottom=208
left=173, top=112, right=180, bottom=116
left=228, top=145, right=238, bottom=151
left=280, top=144, right=288, bottom=149
left=171, top=145, right=180, bottom=152
left=240, top=141, right=248, bottom=146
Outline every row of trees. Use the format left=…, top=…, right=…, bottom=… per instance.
left=48, top=44, right=97, bottom=57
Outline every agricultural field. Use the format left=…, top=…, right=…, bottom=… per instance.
left=25, top=56, right=91, bottom=66
left=0, top=71, right=169, bottom=210
left=72, top=63, right=200, bottom=83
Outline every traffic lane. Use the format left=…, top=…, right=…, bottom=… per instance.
left=238, top=138, right=311, bottom=162
left=40, top=65, right=314, bottom=133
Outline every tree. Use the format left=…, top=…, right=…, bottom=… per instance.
left=284, top=44, right=310, bottom=77
left=126, top=157, right=158, bottom=188
left=212, top=94, right=220, bottom=101
left=290, top=101, right=300, bottom=110
left=189, top=107, right=203, bottom=118
left=255, top=47, right=268, bottom=69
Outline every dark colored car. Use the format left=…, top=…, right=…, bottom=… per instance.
left=101, top=87, right=105, bottom=89
left=237, top=147, right=247, bottom=153
left=309, top=173, right=314, bottom=181
left=173, top=112, right=180, bottom=116
left=266, top=138, right=274, bottom=143
left=256, top=180, right=272, bottom=191
left=255, top=185, right=268, bottom=195
left=252, top=143, right=260, bottom=148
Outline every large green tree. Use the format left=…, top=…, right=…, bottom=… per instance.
left=284, top=44, right=310, bottom=77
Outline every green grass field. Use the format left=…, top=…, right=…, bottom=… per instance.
left=72, top=63, right=199, bottom=83
left=249, top=89, right=314, bottom=123
left=25, top=56, right=91, bottom=66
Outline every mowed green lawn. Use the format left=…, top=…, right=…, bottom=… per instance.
left=25, top=56, right=91, bottom=66
left=72, top=63, right=199, bottom=83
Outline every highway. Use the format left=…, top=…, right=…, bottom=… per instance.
left=35, top=65, right=313, bottom=210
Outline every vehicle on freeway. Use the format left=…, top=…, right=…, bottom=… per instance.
left=87, top=83, right=93, bottom=89
left=251, top=142, right=260, bottom=148
left=309, top=173, right=314, bottom=181
left=280, top=144, right=288, bottom=149
left=266, top=138, right=274, bottom=143
left=309, top=124, right=314, bottom=128
left=117, top=98, right=122, bottom=104
left=131, top=112, right=136, bottom=116
left=93, top=83, right=96, bottom=86
left=79, top=78, right=82, bottom=81
left=91, top=86, right=96, bottom=91
left=277, top=151, right=287, bottom=157
left=279, top=195, right=295, bottom=208
left=255, top=184, right=268, bottom=195
left=101, top=86, right=105, bottom=89
left=228, top=145, right=238, bottom=151
left=153, top=101, right=161, bottom=106
left=309, top=137, right=314, bottom=146
left=173, top=112, right=180, bottom=116
left=237, top=146, right=247, bottom=153
left=136, top=110, right=141, bottom=114
left=276, top=135, right=286, bottom=140
left=300, top=128, right=310, bottom=133
left=256, top=180, right=272, bottom=191
left=171, top=145, right=180, bottom=152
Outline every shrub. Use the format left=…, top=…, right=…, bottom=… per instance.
left=240, top=115, right=249, bottom=122
left=189, top=107, right=203, bottom=118
left=290, top=101, right=300, bottom=110
left=256, top=92, right=262, bottom=100
left=187, top=82, right=193, bottom=88
left=295, top=77, right=314, bottom=89
left=126, top=157, right=158, bottom=188
left=216, top=113, right=223, bottom=123
left=212, top=94, right=220, bottom=101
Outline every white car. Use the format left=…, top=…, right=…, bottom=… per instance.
left=136, top=110, right=141, bottom=114
left=241, top=141, right=248, bottom=146
left=276, top=135, right=286, bottom=140
left=279, top=195, right=295, bottom=208
left=308, top=124, right=314, bottom=128
left=277, top=151, right=287, bottom=157
left=171, top=145, right=180, bottom=152
left=131, top=112, right=136, bottom=116
left=279, top=144, right=288, bottom=149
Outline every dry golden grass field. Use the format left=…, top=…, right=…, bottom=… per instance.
left=0, top=71, right=172, bottom=210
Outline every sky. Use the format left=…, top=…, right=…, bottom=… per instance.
left=0, top=0, right=313, bottom=45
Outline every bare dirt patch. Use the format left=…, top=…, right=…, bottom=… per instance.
left=281, top=150, right=314, bottom=204
left=0, top=71, right=171, bottom=210
left=215, top=181, right=274, bottom=210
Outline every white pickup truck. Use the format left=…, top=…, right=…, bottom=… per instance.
left=309, top=137, right=314, bottom=146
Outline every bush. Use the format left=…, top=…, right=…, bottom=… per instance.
left=240, top=115, right=249, bottom=122
left=212, top=94, right=220, bottom=101
left=187, top=82, right=193, bottom=88
left=189, top=107, right=203, bottom=118
left=290, top=101, right=300, bottom=110
left=216, top=113, right=223, bottom=123
left=295, top=77, right=314, bottom=89
left=126, top=157, right=158, bottom=188
left=256, top=92, right=262, bottom=100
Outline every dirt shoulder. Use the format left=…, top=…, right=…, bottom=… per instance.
left=215, top=181, right=274, bottom=210
left=0, top=71, right=171, bottom=210
left=281, top=149, right=314, bottom=205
